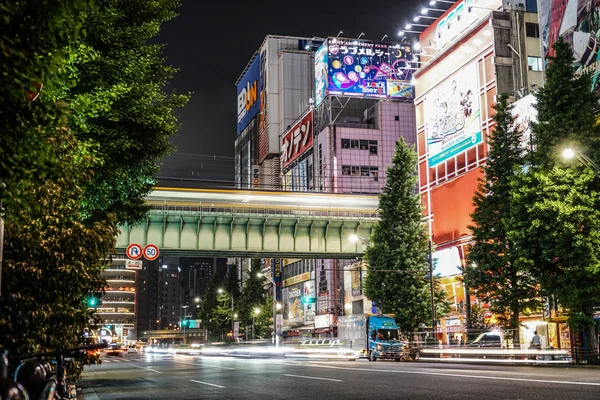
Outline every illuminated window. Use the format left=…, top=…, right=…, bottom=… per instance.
left=528, top=56, right=542, bottom=72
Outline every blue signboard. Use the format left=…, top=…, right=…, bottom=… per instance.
left=237, top=54, right=261, bottom=134
left=317, top=37, right=416, bottom=102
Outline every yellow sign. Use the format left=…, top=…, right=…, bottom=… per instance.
left=284, top=272, right=310, bottom=287
left=283, top=258, right=301, bottom=266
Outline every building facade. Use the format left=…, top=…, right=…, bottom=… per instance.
left=413, top=0, right=545, bottom=345
left=158, top=263, right=183, bottom=329
left=99, top=258, right=137, bottom=342
left=235, top=35, right=323, bottom=190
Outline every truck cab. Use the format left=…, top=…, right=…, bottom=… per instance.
left=367, top=315, right=405, bottom=362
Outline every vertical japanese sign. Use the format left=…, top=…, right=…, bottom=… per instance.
left=281, top=110, right=313, bottom=169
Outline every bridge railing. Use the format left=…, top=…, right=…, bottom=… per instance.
left=147, top=203, right=380, bottom=220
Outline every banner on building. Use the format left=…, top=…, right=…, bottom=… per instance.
left=281, top=110, right=313, bottom=170
left=425, top=62, right=482, bottom=167
left=284, top=272, right=311, bottom=287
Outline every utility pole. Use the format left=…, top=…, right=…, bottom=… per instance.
left=428, top=240, right=436, bottom=334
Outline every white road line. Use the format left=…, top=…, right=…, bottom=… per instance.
left=190, top=379, right=225, bottom=388
left=284, top=374, right=343, bottom=382
left=127, top=363, right=162, bottom=373
left=173, top=360, right=235, bottom=370
left=301, top=363, right=600, bottom=387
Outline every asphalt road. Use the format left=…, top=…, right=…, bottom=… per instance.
left=79, top=353, right=600, bottom=400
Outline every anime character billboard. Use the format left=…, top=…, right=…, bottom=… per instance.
left=315, top=37, right=417, bottom=104
left=425, top=62, right=482, bottom=167
left=540, top=0, right=600, bottom=92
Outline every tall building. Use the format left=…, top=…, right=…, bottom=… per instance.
left=235, top=35, right=323, bottom=190
left=136, top=258, right=160, bottom=332
left=180, top=257, right=228, bottom=317
left=98, top=257, right=137, bottom=342
left=411, top=0, right=544, bottom=344
left=158, top=263, right=183, bottom=329
left=279, top=36, right=417, bottom=338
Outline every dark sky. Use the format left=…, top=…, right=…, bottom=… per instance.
left=157, top=0, right=429, bottom=183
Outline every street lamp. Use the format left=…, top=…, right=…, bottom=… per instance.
left=562, top=148, right=600, bottom=174
left=257, top=272, right=281, bottom=346
left=252, top=307, right=261, bottom=340
left=181, top=305, right=189, bottom=344
left=218, top=288, right=235, bottom=341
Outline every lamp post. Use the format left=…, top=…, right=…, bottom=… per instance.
left=252, top=307, right=261, bottom=340
left=218, top=288, right=235, bottom=341
left=562, top=148, right=600, bottom=174
left=257, top=272, right=281, bottom=347
left=181, top=305, right=189, bottom=344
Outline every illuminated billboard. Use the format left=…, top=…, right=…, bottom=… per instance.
left=237, top=54, right=261, bottom=134
left=314, top=37, right=416, bottom=105
left=425, top=62, right=482, bottom=167
left=539, top=0, right=600, bottom=92
left=511, top=93, right=537, bottom=153
left=281, top=110, right=313, bottom=169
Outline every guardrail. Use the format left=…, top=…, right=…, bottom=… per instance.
left=147, top=203, right=380, bottom=220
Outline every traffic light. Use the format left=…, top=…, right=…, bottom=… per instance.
left=86, top=293, right=102, bottom=308
left=302, top=297, right=316, bottom=304
left=181, top=319, right=190, bottom=328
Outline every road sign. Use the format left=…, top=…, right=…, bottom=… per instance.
left=143, top=244, right=160, bottom=261
left=126, top=259, right=143, bottom=270
left=126, top=243, right=142, bottom=260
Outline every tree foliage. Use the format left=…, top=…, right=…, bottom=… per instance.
left=364, top=138, right=449, bottom=332
left=0, top=122, right=117, bottom=354
left=237, top=260, right=267, bottom=325
left=57, top=0, right=189, bottom=224
left=509, top=37, right=600, bottom=355
left=465, top=94, right=540, bottom=344
left=1, top=0, right=187, bottom=357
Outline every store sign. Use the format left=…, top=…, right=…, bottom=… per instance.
left=283, top=272, right=311, bottom=287
left=237, top=55, right=261, bottom=134
left=281, top=110, right=313, bottom=169
left=315, top=314, right=332, bottom=329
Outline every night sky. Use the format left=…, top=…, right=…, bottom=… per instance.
left=157, top=0, right=430, bottom=183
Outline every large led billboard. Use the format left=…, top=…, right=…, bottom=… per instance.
left=424, top=62, right=482, bottom=167
left=539, top=0, right=600, bottom=92
left=237, top=54, right=261, bottom=134
left=314, top=37, right=416, bottom=106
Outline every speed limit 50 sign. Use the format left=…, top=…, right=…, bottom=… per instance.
left=143, top=244, right=160, bottom=261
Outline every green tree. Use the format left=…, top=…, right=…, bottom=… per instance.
left=467, top=304, right=494, bottom=332
left=364, top=138, right=449, bottom=332
left=465, top=94, right=540, bottom=346
left=0, top=122, right=117, bottom=355
left=510, top=37, right=600, bottom=357
left=58, top=0, right=189, bottom=224
left=237, top=260, right=268, bottom=326
left=1, top=0, right=89, bottom=211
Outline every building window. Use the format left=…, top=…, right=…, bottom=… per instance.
left=350, top=139, right=359, bottom=149
left=394, top=115, right=400, bottom=121
left=341, top=139, right=350, bottom=149
left=370, top=167, right=379, bottom=181
left=369, top=140, right=378, bottom=155
left=360, top=166, right=370, bottom=177
left=351, top=166, right=360, bottom=176
left=527, top=56, right=542, bottom=72
left=525, top=22, right=539, bottom=38
left=360, top=140, right=369, bottom=150
left=342, top=165, right=351, bottom=176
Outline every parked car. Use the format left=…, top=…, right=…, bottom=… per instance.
left=467, top=332, right=503, bottom=348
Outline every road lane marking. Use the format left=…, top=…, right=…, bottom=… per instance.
left=284, top=374, right=343, bottom=382
left=190, top=379, right=225, bottom=388
left=172, top=360, right=235, bottom=369
left=128, top=363, right=162, bottom=373
left=300, top=363, right=600, bottom=387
